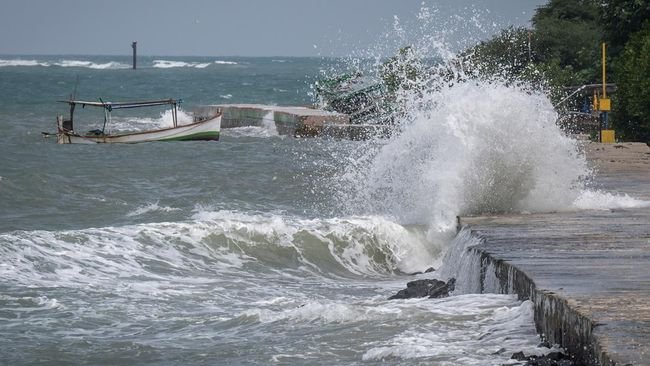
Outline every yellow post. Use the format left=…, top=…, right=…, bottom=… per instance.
left=599, top=42, right=614, bottom=142
left=601, top=129, right=615, bottom=143
left=599, top=42, right=610, bottom=111
left=602, top=42, right=606, bottom=99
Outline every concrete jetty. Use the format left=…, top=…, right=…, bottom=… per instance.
left=459, top=142, right=650, bottom=365
left=194, top=104, right=391, bottom=139
left=194, top=104, right=349, bottom=136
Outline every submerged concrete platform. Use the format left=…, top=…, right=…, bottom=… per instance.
left=194, top=104, right=393, bottom=139
left=195, top=104, right=351, bottom=137
left=460, top=142, right=650, bottom=365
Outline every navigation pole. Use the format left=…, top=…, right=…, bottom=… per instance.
left=132, top=41, right=137, bottom=70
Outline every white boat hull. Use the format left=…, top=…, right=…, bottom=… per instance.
left=57, top=115, right=221, bottom=144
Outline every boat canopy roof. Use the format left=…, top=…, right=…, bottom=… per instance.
left=58, top=99, right=178, bottom=110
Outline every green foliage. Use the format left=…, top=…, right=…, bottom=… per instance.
left=611, top=20, right=650, bottom=142
left=380, top=46, right=423, bottom=94
left=601, top=0, right=650, bottom=57
left=466, top=0, right=649, bottom=141
left=463, top=26, right=536, bottom=81
left=532, top=0, right=602, bottom=84
left=461, top=26, right=583, bottom=105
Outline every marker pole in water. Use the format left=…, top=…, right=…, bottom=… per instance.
left=132, top=41, right=137, bottom=70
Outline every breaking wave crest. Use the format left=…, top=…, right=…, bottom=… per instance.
left=0, top=210, right=439, bottom=290
left=0, top=59, right=130, bottom=69
left=0, top=58, right=236, bottom=69
left=153, top=60, right=237, bottom=68
left=54, top=60, right=131, bottom=69
left=0, top=59, right=50, bottom=67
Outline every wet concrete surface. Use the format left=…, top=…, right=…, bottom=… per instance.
left=460, top=142, right=650, bottom=365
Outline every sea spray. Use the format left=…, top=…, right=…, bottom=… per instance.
left=333, top=80, right=589, bottom=238
left=261, top=110, right=280, bottom=136
left=319, top=3, right=594, bottom=242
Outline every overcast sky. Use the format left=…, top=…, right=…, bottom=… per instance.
left=0, top=0, right=547, bottom=57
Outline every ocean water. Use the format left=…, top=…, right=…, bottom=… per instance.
left=2, top=52, right=645, bottom=366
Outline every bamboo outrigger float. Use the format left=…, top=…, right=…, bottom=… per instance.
left=54, top=98, right=221, bottom=144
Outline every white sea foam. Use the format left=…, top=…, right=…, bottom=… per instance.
left=156, top=108, right=194, bottom=127
left=223, top=126, right=277, bottom=138
left=108, top=108, right=194, bottom=131
left=152, top=60, right=192, bottom=68
left=219, top=110, right=280, bottom=138
left=53, top=60, right=130, bottom=69
left=572, top=189, right=650, bottom=210
left=126, top=202, right=181, bottom=217
left=0, top=221, right=251, bottom=291
left=239, top=291, right=552, bottom=365
left=362, top=297, right=555, bottom=365
left=0, top=59, right=50, bottom=67
left=152, top=59, right=237, bottom=68
left=0, top=59, right=130, bottom=69
left=261, top=110, right=279, bottom=136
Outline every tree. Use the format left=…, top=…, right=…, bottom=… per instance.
left=532, top=0, right=602, bottom=84
left=611, top=20, right=650, bottom=142
left=462, top=26, right=537, bottom=81
left=380, top=46, right=423, bottom=94
left=601, top=0, right=650, bottom=58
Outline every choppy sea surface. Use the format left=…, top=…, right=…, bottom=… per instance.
left=3, top=54, right=643, bottom=365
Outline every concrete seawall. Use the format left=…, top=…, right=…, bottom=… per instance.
left=194, top=104, right=392, bottom=139
left=195, top=104, right=350, bottom=137
left=459, top=142, right=650, bottom=365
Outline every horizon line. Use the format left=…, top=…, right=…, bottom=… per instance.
left=0, top=52, right=351, bottom=59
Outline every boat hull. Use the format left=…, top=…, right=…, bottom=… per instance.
left=57, top=115, right=221, bottom=144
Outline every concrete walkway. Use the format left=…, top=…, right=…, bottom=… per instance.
left=460, top=142, right=650, bottom=365
left=195, top=104, right=350, bottom=137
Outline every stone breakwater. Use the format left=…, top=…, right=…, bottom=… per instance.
left=459, top=142, right=650, bottom=366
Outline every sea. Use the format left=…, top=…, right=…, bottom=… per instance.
left=0, top=54, right=644, bottom=366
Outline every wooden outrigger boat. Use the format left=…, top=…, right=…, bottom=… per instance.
left=54, top=98, right=221, bottom=144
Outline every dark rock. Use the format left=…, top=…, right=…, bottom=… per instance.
left=429, top=278, right=455, bottom=298
left=532, top=357, right=553, bottom=366
left=388, top=278, right=455, bottom=300
left=424, top=267, right=435, bottom=273
left=510, top=351, right=574, bottom=366
left=537, top=341, right=551, bottom=348
left=511, top=351, right=528, bottom=361
left=557, top=360, right=574, bottom=366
